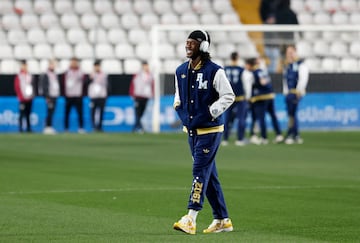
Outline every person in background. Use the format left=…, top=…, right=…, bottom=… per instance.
left=283, top=45, right=309, bottom=144
left=243, top=58, right=283, bottom=144
left=88, top=60, right=108, bottom=132
left=63, top=57, right=85, bottom=133
left=129, top=60, right=154, bottom=133
left=14, top=60, right=34, bottom=133
left=39, top=59, right=60, bottom=135
left=222, top=52, right=248, bottom=146
left=173, top=30, right=234, bottom=235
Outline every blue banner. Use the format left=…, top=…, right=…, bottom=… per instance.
left=0, top=93, right=359, bottom=133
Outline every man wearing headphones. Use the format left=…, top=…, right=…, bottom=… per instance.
left=173, top=30, right=235, bottom=234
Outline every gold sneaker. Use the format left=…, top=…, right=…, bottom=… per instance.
left=203, top=218, right=233, bottom=233
left=173, top=215, right=196, bottom=235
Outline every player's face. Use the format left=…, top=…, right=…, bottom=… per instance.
left=70, top=59, right=79, bottom=69
left=185, top=38, right=200, bottom=59
left=286, top=47, right=297, bottom=63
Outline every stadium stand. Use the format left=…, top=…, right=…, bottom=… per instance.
left=0, top=0, right=359, bottom=74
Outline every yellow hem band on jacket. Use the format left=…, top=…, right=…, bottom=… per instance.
left=250, top=93, right=275, bottom=103
left=173, top=101, right=180, bottom=109
left=183, top=125, right=224, bottom=135
left=289, top=89, right=300, bottom=95
left=235, top=95, right=245, bottom=102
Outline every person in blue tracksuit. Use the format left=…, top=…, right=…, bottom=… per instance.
left=173, top=30, right=235, bottom=235
left=222, top=52, right=248, bottom=146
left=243, top=58, right=283, bottom=144
left=283, top=45, right=309, bottom=144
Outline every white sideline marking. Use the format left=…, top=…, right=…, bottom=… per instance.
left=1, top=185, right=359, bottom=195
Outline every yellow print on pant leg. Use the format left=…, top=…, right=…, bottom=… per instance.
left=191, top=182, right=203, bottom=204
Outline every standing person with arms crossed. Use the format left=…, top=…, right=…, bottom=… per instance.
left=88, top=60, right=108, bottom=132
left=63, top=57, right=86, bottom=133
left=129, top=60, right=154, bottom=133
left=14, top=60, right=34, bottom=133
left=283, top=45, right=309, bottom=144
left=222, top=52, right=248, bottom=146
left=173, top=30, right=235, bottom=235
left=39, top=59, right=60, bottom=134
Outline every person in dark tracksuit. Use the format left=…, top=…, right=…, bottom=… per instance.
left=14, top=60, right=34, bottom=133
left=243, top=58, right=283, bottom=144
left=63, top=57, right=85, bottom=133
left=88, top=60, right=108, bottom=132
left=283, top=45, right=309, bottom=144
left=222, top=52, right=248, bottom=146
left=173, top=30, right=235, bottom=235
left=39, top=59, right=60, bottom=134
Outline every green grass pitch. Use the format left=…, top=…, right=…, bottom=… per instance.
left=0, top=131, right=359, bottom=242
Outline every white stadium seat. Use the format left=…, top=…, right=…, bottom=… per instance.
left=34, top=0, right=52, bottom=14
left=14, top=44, right=33, bottom=59
left=176, top=43, right=186, bottom=58
left=200, top=13, right=220, bottom=25
left=74, top=43, right=94, bottom=59
left=296, top=40, right=313, bottom=58
left=180, top=13, right=199, bottom=24
left=121, top=13, right=140, bottom=29
left=2, top=14, right=21, bottom=30
left=33, top=43, right=53, bottom=59
left=302, top=31, right=319, bottom=41
left=160, top=13, right=179, bottom=25
left=168, top=30, right=187, bottom=44
left=80, top=59, right=94, bottom=74
left=330, top=41, right=348, bottom=57
left=228, top=31, right=250, bottom=43
left=340, top=57, right=358, bottom=72
left=133, top=0, right=153, bottom=14
left=114, top=0, right=133, bottom=15
left=340, top=0, right=358, bottom=12
left=54, top=0, right=73, bottom=14
left=53, top=43, right=73, bottom=59
left=162, top=59, right=181, bottom=74
left=0, top=60, right=20, bottom=74
left=108, top=29, right=128, bottom=45
left=290, top=0, right=305, bottom=13
left=158, top=43, right=175, bottom=59
left=67, top=28, right=87, bottom=45
left=123, top=59, right=142, bottom=74
left=313, top=12, right=332, bottom=24
left=297, top=11, right=313, bottom=24
left=0, top=45, right=13, bottom=59
left=153, top=0, right=172, bottom=14
left=173, top=0, right=191, bottom=14
left=7, top=30, right=27, bottom=45
left=237, top=43, right=258, bottom=58
left=101, top=59, right=123, bottom=74
left=332, top=11, right=349, bottom=24
left=215, top=43, right=237, bottom=59
left=115, top=43, right=135, bottom=59
left=46, top=28, right=66, bottom=44
left=101, top=14, right=120, bottom=29
left=305, top=0, right=323, bottom=13
left=14, top=0, right=33, bottom=13
left=349, top=12, right=360, bottom=24
left=349, top=42, right=360, bottom=57
left=58, top=59, right=71, bottom=73
left=140, top=13, right=160, bottom=30
left=220, top=13, right=241, bottom=24
left=74, top=0, right=93, bottom=14
left=210, top=31, right=228, bottom=43
left=61, top=14, right=80, bottom=29
left=323, top=0, right=340, bottom=13
left=27, top=28, right=46, bottom=44
left=80, top=14, right=99, bottom=30
left=94, top=0, right=112, bottom=14
left=313, top=40, right=330, bottom=56
left=21, top=14, right=39, bottom=30
left=88, top=29, right=108, bottom=44
left=27, top=59, right=41, bottom=74
left=322, top=31, right=338, bottom=41
left=321, top=57, right=340, bottom=72
left=305, top=58, right=322, bottom=73
left=128, top=29, right=148, bottom=45
left=213, top=0, right=234, bottom=14
left=192, top=0, right=213, bottom=14
left=40, top=14, right=59, bottom=29
left=135, top=43, right=152, bottom=60
left=0, top=31, right=6, bottom=44
left=0, top=0, right=13, bottom=15
left=95, top=44, right=114, bottom=59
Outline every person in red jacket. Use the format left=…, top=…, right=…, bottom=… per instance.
left=129, top=60, right=154, bottom=133
left=14, top=60, right=34, bottom=133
